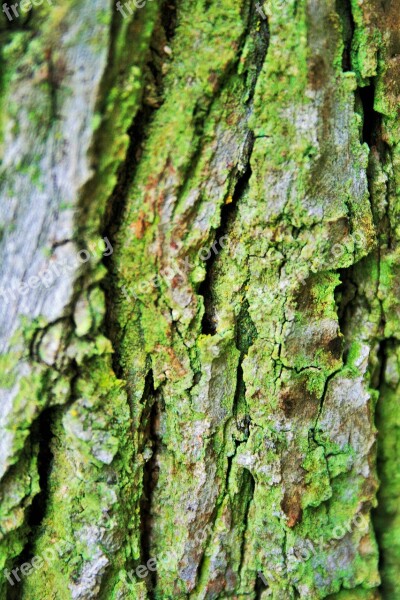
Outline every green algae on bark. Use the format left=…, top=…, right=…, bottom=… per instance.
left=1, top=0, right=400, bottom=598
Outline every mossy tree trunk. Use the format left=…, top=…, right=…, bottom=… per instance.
left=0, top=0, right=399, bottom=598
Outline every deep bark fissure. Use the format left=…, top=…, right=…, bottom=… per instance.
left=138, top=370, right=160, bottom=597
left=335, top=0, right=354, bottom=72
left=334, top=266, right=357, bottom=349
left=355, top=49, right=393, bottom=591
left=192, top=16, right=269, bottom=590
left=358, top=62, right=394, bottom=587
left=237, top=468, right=255, bottom=579
left=198, top=11, right=269, bottom=335
left=255, top=568, right=267, bottom=598
left=7, top=406, right=57, bottom=600
left=199, top=145, right=254, bottom=335
left=358, top=83, right=382, bottom=149
left=312, top=266, right=358, bottom=440
left=45, top=50, right=61, bottom=123
left=160, top=0, right=178, bottom=42
left=25, top=408, right=55, bottom=529
left=103, top=104, right=158, bottom=246
left=102, top=93, right=156, bottom=370
left=171, top=5, right=262, bottom=233
left=375, top=339, right=390, bottom=397
left=103, top=6, right=179, bottom=379
left=104, top=33, right=170, bottom=234
left=334, top=16, right=394, bottom=582
left=228, top=302, right=257, bottom=584
left=193, top=293, right=257, bottom=592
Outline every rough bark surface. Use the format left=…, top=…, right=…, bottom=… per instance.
left=0, top=0, right=399, bottom=599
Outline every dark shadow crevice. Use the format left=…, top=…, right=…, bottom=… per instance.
left=101, top=2, right=180, bottom=378
left=335, top=0, right=355, bottom=71
left=7, top=406, right=57, bottom=600
left=359, top=83, right=382, bottom=149
left=199, top=150, right=254, bottom=335
left=138, top=370, right=160, bottom=598
left=198, top=7, right=269, bottom=337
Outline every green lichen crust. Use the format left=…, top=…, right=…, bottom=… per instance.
left=109, top=0, right=382, bottom=597
left=111, top=0, right=397, bottom=598
left=1, top=0, right=399, bottom=598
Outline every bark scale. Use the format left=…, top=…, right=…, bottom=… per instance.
left=0, top=0, right=399, bottom=599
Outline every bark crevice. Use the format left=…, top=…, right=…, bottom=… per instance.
left=199, top=140, right=254, bottom=335
left=7, top=405, right=57, bottom=600
left=139, top=370, right=160, bottom=598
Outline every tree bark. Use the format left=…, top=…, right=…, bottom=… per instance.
left=0, top=0, right=399, bottom=598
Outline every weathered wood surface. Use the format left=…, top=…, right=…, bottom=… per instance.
left=0, top=0, right=399, bottom=598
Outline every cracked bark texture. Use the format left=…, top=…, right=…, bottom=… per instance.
left=0, top=0, right=399, bottom=598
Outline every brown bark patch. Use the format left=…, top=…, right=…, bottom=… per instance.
left=307, top=54, right=327, bottom=90
left=281, top=489, right=303, bottom=528
left=279, top=382, right=318, bottom=420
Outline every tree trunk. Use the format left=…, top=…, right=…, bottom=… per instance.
left=0, top=0, right=399, bottom=598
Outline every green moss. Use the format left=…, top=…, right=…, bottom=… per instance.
left=2, top=0, right=399, bottom=596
